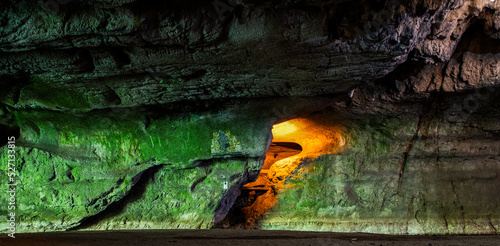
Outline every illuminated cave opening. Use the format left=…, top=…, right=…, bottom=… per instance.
left=217, top=118, right=345, bottom=228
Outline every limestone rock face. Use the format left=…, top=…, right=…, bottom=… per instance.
left=260, top=75, right=500, bottom=235
left=0, top=0, right=499, bottom=234
left=3, top=0, right=497, bottom=109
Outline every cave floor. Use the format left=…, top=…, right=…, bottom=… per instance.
left=3, top=230, right=500, bottom=246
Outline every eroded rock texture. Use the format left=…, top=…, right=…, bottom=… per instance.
left=0, top=0, right=499, bottom=234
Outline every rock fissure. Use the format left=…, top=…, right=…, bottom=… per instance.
left=67, top=164, right=167, bottom=231
left=397, top=112, right=421, bottom=190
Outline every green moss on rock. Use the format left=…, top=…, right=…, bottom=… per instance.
left=1, top=106, right=270, bottom=232
left=18, top=82, right=91, bottom=110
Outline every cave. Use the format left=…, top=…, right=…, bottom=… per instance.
left=1, top=0, right=500, bottom=244
left=217, top=119, right=346, bottom=228
left=218, top=140, right=304, bottom=228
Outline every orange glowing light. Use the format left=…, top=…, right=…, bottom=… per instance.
left=272, top=121, right=298, bottom=137
left=241, top=117, right=346, bottom=225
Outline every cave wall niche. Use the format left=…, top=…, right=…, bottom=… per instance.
left=218, top=118, right=346, bottom=228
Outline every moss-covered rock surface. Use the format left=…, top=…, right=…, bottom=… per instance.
left=0, top=105, right=271, bottom=232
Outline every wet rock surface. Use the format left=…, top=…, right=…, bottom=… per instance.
left=0, top=0, right=499, bottom=235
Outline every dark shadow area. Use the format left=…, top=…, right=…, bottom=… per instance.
left=74, top=48, right=95, bottom=73
left=455, top=20, right=500, bottom=54
left=0, top=75, right=30, bottom=105
left=0, top=124, right=20, bottom=148
left=109, top=47, right=131, bottom=68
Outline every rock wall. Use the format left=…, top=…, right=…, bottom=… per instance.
left=0, top=0, right=499, bottom=234
left=257, top=18, right=500, bottom=233
left=260, top=86, right=500, bottom=234
left=0, top=102, right=272, bottom=231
